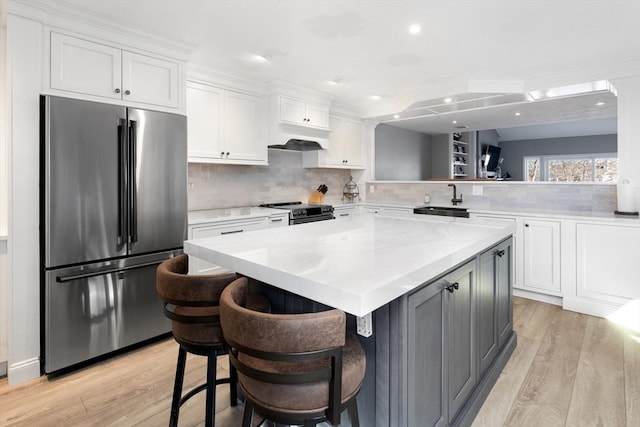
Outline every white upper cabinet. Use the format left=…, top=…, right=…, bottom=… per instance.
left=50, top=32, right=180, bottom=109
left=277, top=96, right=330, bottom=130
left=303, top=114, right=365, bottom=169
left=50, top=32, right=122, bottom=100
left=187, top=81, right=267, bottom=165
left=121, top=51, right=179, bottom=108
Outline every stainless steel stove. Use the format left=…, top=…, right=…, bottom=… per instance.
left=259, top=201, right=335, bottom=225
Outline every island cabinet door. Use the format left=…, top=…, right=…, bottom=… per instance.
left=407, top=278, right=447, bottom=427
left=496, top=239, right=513, bottom=349
left=447, top=261, right=477, bottom=421
left=477, top=248, right=498, bottom=377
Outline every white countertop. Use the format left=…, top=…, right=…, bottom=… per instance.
left=184, top=215, right=514, bottom=316
left=470, top=208, right=640, bottom=224
left=188, top=207, right=286, bottom=225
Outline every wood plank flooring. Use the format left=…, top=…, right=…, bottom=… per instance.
left=1, top=297, right=638, bottom=426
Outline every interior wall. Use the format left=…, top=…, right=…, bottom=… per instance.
left=188, top=150, right=353, bottom=210
left=374, top=124, right=432, bottom=180
left=499, top=134, right=618, bottom=181
left=431, top=134, right=450, bottom=179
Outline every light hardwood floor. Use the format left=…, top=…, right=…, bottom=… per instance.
left=1, top=297, right=638, bottom=426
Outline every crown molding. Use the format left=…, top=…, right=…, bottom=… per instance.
left=3, top=0, right=195, bottom=60
left=187, top=64, right=268, bottom=96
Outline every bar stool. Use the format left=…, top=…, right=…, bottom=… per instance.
left=220, top=277, right=366, bottom=427
left=156, top=254, right=269, bottom=427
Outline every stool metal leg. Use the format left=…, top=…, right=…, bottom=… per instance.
left=229, top=354, right=238, bottom=407
left=205, top=354, right=217, bottom=426
left=241, top=401, right=253, bottom=427
left=348, top=399, right=360, bottom=427
left=170, top=347, right=187, bottom=427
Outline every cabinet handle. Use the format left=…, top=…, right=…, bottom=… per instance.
left=114, top=88, right=121, bottom=94
left=525, top=224, right=530, bottom=227
left=445, top=282, right=459, bottom=293
left=124, top=90, right=131, bottom=95
left=221, top=229, right=243, bottom=235
left=220, top=151, right=225, bottom=156
left=339, top=213, right=349, bottom=217
left=226, top=152, right=230, bottom=156
left=494, top=249, right=505, bottom=257
left=271, top=218, right=284, bottom=222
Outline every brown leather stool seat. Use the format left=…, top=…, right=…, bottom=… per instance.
left=156, top=254, right=270, bottom=427
left=220, top=277, right=366, bottom=426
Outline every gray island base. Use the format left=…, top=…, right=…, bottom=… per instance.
left=184, top=215, right=517, bottom=426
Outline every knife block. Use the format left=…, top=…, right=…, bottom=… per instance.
left=308, top=191, right=325, bottom=204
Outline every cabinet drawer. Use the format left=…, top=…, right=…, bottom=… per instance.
left=190, top=217, right=269, bottom=239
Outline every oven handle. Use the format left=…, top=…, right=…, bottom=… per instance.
left=290, top=215, right=335, bottom=225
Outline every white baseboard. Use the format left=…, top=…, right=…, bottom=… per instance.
left=8, top=357, right=40, bottom=386
left=562, top=297, right=621, bottom=319
left=513, top=288, right=562, bottom=306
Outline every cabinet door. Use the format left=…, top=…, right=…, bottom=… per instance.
left=305, top=102, right=330, bottom=129
left=333, top=206, right=356, bottom=220
left=576, top=223, right=640, bottom=303
left=496, top=240, right=513, bottom=348
left=477, top=248, right=498, bottom=377
left=407, top=279, right=447, bottom=427
left=224, top=91, right=267, bottom=162
left=523, top=219, right=561, bottom=293
left=447, top=261, right=476, bottom=420
left=321, top=115, right=346, bottom=166
left=50, top=32, right=122, bottom=100
left=342, top=118, right=365, bottom=167
left=122, top=51, right=179, bottom=108
left=279, top=96, right=305, bottom=125
left=380, top=207, right=413, bottom=217
left=186, top=82, right=223, bottom=159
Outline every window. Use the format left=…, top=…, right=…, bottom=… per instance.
left=523, top=154, right=618, bottom=183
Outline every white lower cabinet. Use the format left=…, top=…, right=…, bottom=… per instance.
left=361, top=205, right=413, bottom=217
left=575, top=222, right=640, bottom=304
left=333, top=205, right=357, bottom=220
left=522, top=218, right=561, bottom=295
left=188, top=216, right=270, bottom=274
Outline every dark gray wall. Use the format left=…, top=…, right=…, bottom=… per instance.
left=499, top=134, right=617, bottom=181
left=431, top=134, right=450, bottom=178
left=375, top=124, right=432, bottom=180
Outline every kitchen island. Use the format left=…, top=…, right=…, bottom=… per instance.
left=185, top=215, right=516, bottom=427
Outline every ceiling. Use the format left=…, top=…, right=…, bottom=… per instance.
left=38, top=0, right=640, bottom=137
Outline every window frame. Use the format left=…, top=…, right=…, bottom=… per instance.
left=523, top=153, right=617, bottom=183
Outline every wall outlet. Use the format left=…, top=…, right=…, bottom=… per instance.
left=424, top=194, right=430, bottom=204
left=370, top=185, right=375, bottom=193
left=472, top=185, right=483, bottom=196
left=188, top=182, right=194, bottom=190
left=356, top=312, right=373, bottom=337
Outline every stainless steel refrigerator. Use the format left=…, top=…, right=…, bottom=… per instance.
left=40, top=95, right=187, bottom=373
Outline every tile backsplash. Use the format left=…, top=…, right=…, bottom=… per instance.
left=366, top=181, right=617, bottom=214
left=188, top=150, right=352, bottom=210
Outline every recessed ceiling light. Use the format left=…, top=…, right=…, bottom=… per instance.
left=444, top=97, right=452, bottom=103
left=254, top=54, right=271, bottom=62
left=393, top=114, right=400, bottom=119
left=515, top=112, right=521, bottom=116
left=370, top=95, right=382, bottom=100
left=596, top=101, right=605, bottom=106
left=409, top=24, right=421, bottom=35
left=452, top=120, right=457, bottom=124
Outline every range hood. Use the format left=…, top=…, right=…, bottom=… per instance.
left=268, top=139, right=324, bottom=151
left=268, top=123, right=329, bottom=151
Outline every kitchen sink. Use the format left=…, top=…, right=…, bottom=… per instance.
left=413, top=206, right=469, bottom=218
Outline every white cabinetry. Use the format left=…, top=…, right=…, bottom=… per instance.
left=575, top=223, right=640, bottom=304
left=303, top=115, right=365, bottom=169
left=333, top=205, right=357, bottom=220
left=473, top=214, right=520, bottom=289
left=362, top=205, right=413, bottom=217
left=50, top=32, right=180, bottom=109
left=187, top=81, right=267, bottom=165
left=188, top=216, right=271, bottom=274
left=522, top=219, right=561, bottom=295
left=277, top=96, right=330, bottom=130
left=268, top=213, right=289, bottom=227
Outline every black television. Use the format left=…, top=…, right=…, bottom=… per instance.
left=482, top=145, right=502, bottom=172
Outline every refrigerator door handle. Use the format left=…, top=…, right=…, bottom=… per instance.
left=117, top=118, right=127, bottom=246
left=128, top=119, right=138, bottom=243
left=55, top=259, right=164, bottom=283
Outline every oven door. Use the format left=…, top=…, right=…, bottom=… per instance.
left=290, top=215, right=335, bottom=225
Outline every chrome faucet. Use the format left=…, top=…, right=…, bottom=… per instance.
left=448, top=184, right=463, bottom=206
